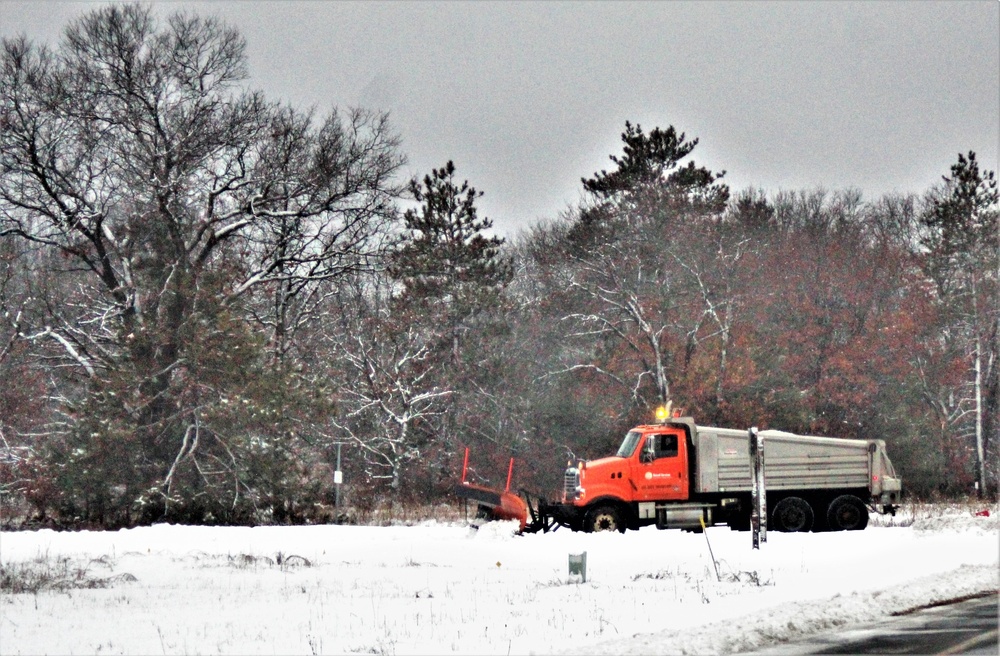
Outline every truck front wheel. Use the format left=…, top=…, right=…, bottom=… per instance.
left=826, top=495, right=869, bottom=531
left=585, top=504, right=626, bottom=533
left=772, top=496, right=814, bottom=532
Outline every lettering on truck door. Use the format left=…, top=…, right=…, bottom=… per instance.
left=634, top=431, right=687, bottom=501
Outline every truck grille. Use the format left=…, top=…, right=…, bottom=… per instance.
left=563, top=467, right=580, bottom=500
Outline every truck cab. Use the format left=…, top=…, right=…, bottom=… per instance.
left=559, top=423, right=697, bottom=531
left=624, top=426, right=690, bottom=501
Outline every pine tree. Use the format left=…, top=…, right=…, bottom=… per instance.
left=570, top=121, right=729, bottom=250
left=391, top=161, right=512, bottom=358
left=920, top=151, right=998, bottom=296
left=919, top=151, right=999, bottom=496
left=582, top=122, right=728, bottom=207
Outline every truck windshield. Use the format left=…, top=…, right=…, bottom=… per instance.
left=616, top=431, right=642, bottom=458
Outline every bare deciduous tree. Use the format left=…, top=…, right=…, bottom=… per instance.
left=0, top=4, right=405, bottom=523
left=328, top=275, right=452, bottom=492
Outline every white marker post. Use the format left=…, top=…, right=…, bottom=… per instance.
left=334, top=443, right=343, bottom=508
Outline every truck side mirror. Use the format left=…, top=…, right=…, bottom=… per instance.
left=640, top=440, right=654, bottom=464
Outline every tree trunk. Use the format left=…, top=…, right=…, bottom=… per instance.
left=974, top=332, right=985, bottom=497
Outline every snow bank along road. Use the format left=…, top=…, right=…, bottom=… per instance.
left=0, top=506, right=996, bottom=655
left=740, top=592, right=998, bottom=655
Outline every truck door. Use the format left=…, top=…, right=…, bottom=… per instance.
left=633, top=430, right=688, bottom=501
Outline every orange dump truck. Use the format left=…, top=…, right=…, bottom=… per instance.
left=456, top=411, right=902, bottom=533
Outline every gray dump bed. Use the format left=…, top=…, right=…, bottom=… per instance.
left=693, top=426, right=896, bottom=497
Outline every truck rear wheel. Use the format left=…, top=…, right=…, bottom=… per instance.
left=826, top=495, right=869, bottom=531
left=585, top=504, right=626, bottom=533
left=772, top=496, right=814, bottom=532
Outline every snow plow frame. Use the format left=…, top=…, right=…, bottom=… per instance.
left=452, top=448, right=559, bottom=533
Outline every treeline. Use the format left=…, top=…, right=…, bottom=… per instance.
left=0, top=5, right=996, bottom=528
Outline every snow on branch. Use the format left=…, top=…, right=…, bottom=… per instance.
left=22, top=326, right=96, bottom=378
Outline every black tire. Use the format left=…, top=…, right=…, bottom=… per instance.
left=585, top=504, right=626, bottom=533
left=826, top=495, right=869, bottom=531
left=772, top=496, right=814, bottom=532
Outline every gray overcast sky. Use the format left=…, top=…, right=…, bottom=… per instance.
left=2, top=1, right=998, bottom=235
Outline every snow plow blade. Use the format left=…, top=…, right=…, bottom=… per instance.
left=453, top=448, right=558, bottom=534
left=453, top=482, right=530, bottom=531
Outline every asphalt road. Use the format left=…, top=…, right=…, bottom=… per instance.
left=741, top=592, right=998, bottom=655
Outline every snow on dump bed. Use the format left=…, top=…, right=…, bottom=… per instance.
left=0, top=505, right=996, bottom=655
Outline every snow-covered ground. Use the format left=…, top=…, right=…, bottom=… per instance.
left=0, top=504, right=996, bottom=655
